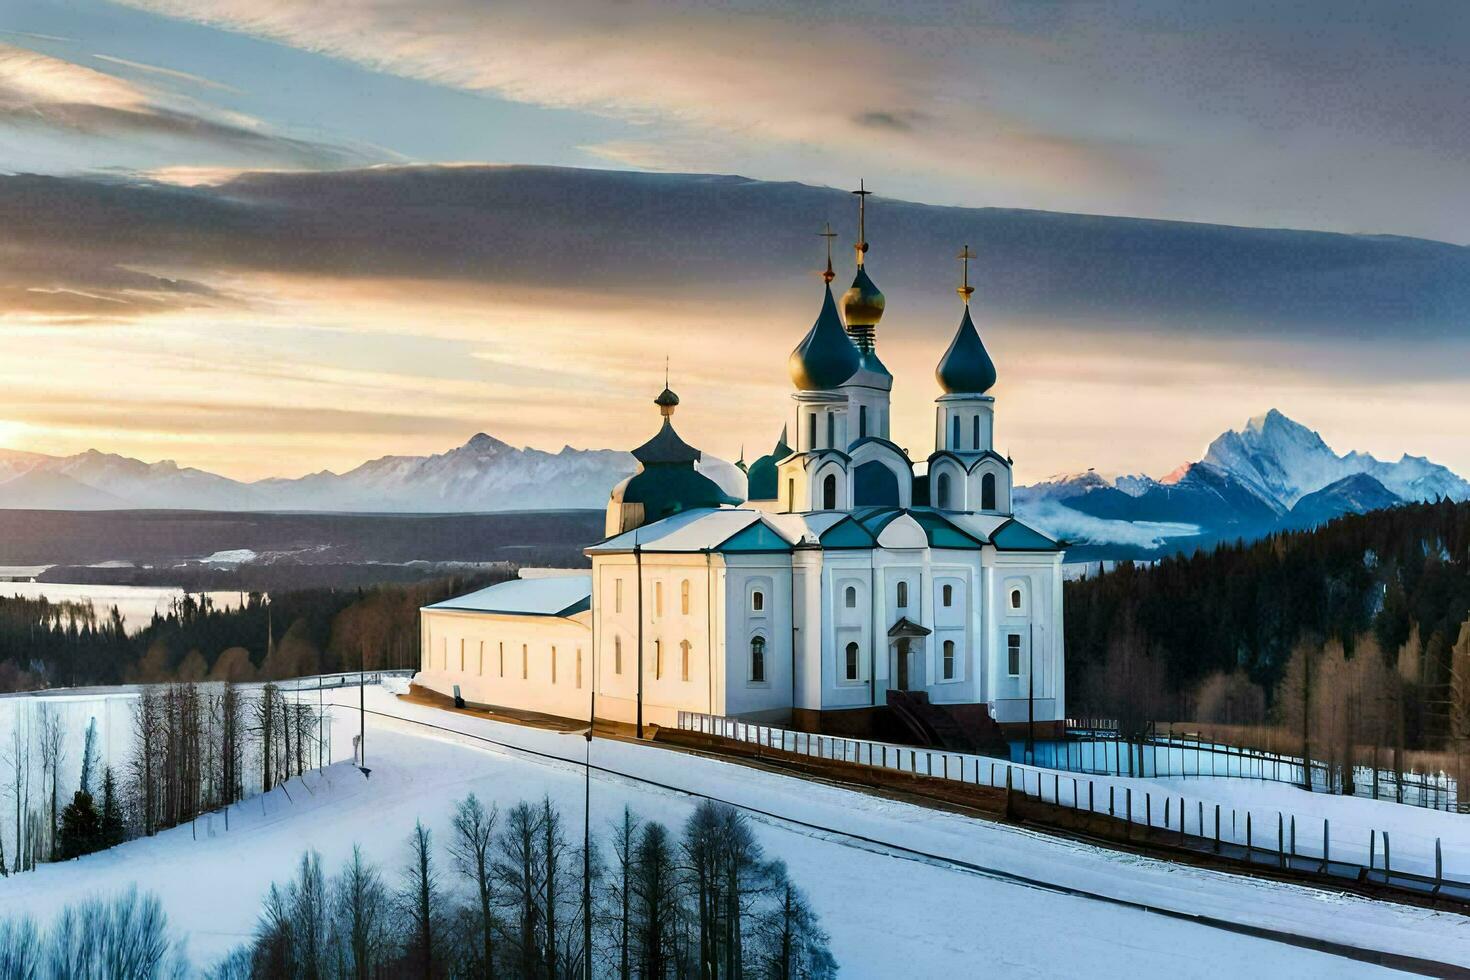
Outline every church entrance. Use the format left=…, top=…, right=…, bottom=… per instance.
left=886, top=617, right=931, bottom=693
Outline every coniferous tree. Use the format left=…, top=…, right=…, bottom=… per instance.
left=55, top=790, right=102, bottom=860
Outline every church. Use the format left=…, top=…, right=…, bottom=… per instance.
left=417, top=193, right=1067, bottom=746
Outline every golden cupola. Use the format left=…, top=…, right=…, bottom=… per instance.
left=840, top=180, right=886, bottom=357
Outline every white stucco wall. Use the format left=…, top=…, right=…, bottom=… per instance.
left=417, top=608, right=592, bottom=720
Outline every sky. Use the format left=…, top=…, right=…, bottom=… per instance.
left=1, top=0, right=1468, bottom=483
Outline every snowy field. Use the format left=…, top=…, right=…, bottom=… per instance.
left=1, top=685, right=1466, bottom=977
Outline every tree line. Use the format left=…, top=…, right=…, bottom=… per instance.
left=1066, top=499, right=1470, bottom=798
left=215, top=794, right=836, bottom=980
left=4, top=680, right=327, bottom=875
left=0, top=569, right=511, bottom=693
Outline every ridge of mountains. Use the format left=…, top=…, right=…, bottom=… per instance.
left=1, top=410, right=1463, bottom=561
left=1016, top=409, right=1469, bottom=558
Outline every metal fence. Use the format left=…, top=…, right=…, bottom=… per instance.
left=676, top=710, right=1469, bottom=904
left=1055, top=719, right=1460, bottom=812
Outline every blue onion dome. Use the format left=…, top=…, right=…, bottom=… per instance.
left=745, top=426, right=793, bottom=500
left=935, top=306, right=997, bottom=394
left=788, top=284, right=862, bottom=390
left=841, top=265, right=885, bottom=329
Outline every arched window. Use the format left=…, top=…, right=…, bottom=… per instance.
left=943, top=640, right=956, bottom=679
left=951, top=415, right=960, bottom=449
left=936, top=472, right=951, bottom=509
left=614, top=635, right=622, bottom=674
left=982, top=472, right=997, bottom=511
left=826, top=412, right=835, bottom=449
left=859, top=405, right=868, bottom=438
left=896, top=581, right=908, bottom=609
left=680, top=640, right=691, bottom=682
left=1010, top=588, right=1022, bottom=610
left=822, top=473, right=837, bottom=510
left=681, top=579, right=690, bottom=615
left=973, top=414, right=980, bottom=450
left=750, top=636, right=766, bottom=682
left=845, top=641, right=859, bottom=681
left=752, top=590, right=765, bottom=612
left=844, top=586, right=857, bottom=609
left=942, top=584, right=954, bottom=607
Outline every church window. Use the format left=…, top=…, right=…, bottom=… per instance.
left=808, top=413, right=817, bottom=451
left=787, top=478, right=796, bottom=511
left=752, top=590, right=765, bottom=612
left=844, top=586, right=857, bottom=609
left=972, top=415, right=980, bottom=450
left=654, top=640, right=663, bottom=680
left=681, top=579, right=690, bottom=614
left=750, top=636, right=766, bottom=682
left=681, top=640, right=691, bottom=682
left=826, top=412, right=835, bottom=448
left=822, top=474, right=837, bottom=510
left=459, top=638, right=465, bottom=672
left=478, top=641, right=484, bottom=676
left=951, top=415, right=960, bottom=449
left=615, top=579, right=623, bottom=614
left=943, top=640, right=956, bottom=679
left=943, top=584, right=954, bottom=607
left=896, top=581, right=908, bottom=608
left=982, top=472, right=997, bottom=511
left=845, top=641, right=859, bottom=681
left=1007, top=634, right=1022, bottom=676
left=859, top=405, right=868, bottom=438
left=936, top=472, right=951, bottom=509
left=551, top=646, right=557, bottom=684
left=522, top=644, right=528, bottom=679
left=655, top=581, right=663, bottom=617
left=614, top=636, right=622, bottom=675
left=499, top=642, right=504, bottom=677
left=576, top=648, right=583, bottom=689
left=1011, top=588, right=1022, bottom=610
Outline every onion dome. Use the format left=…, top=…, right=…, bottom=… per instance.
left=654, top=386, right=679, bottom=417
left=745, top=425, right=793, bottom=500
left=935, top=306, right=997, bottom=394
left=632, top=419, right=700, bottom=465
left=841, top=265, right=886, bottom=334
left=788, top=284, right=861, bottom=390
left=610, top=389, right=740, bottom=533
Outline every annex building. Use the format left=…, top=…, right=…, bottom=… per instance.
left=418, top=198, right=1067, bottom=746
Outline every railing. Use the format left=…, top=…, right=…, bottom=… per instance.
left=676, top=710, right=1469, bottom=904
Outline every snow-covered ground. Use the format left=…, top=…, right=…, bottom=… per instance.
left=2, top=685, right=1465, bottom=977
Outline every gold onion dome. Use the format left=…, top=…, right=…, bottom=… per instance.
left=841, top=266, right=885, bottom=329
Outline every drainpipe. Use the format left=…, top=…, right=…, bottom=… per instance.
left=705, top=550, right=714, bottom=716
left=790, top=554, right=798, bottom=725
left=635, top=539, right=644, bottom=738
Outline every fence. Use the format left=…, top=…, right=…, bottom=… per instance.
left=1055, top=719, right=1460, bottom=812
left=676, top=710, right=1470, bottom=905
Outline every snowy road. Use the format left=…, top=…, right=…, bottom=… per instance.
left=2, top=686, right=1466, bottom=977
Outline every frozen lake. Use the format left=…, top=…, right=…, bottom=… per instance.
left=0, top=581, right=249, bottom=631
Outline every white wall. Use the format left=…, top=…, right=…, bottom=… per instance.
left=418, top=609, right=593, bottom=721
left=722, top=556, right=795, bottom=722
left=986, top=552, right=1065, bottom=724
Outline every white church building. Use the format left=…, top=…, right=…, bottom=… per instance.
left=418, top=202, right=1067, bottom=748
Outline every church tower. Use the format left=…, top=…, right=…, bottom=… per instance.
left=838, top=181, right=893, bottom=444
left=929, top=247, right=1011, bottom=514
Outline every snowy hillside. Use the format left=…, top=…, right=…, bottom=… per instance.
left=2, top=686, right=1464, bottom=977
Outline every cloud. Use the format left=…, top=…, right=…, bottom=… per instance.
left=0, top=43, right=364, bottom=169
left=119, top=0, right=1132, bottom=196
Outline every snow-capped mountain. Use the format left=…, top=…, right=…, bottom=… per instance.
left=1014, top=409, right=1468, bottom=557
left=0, top=435, right=640, bottom=512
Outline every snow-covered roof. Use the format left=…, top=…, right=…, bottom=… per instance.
left=587, top=508, right=768, bottom=554
left=425, top=575, right=591, bottom=617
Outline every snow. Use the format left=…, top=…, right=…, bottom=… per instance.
left=2, top=686, right=1464, bottom=977
left=426, top=575, right=591, bottom=615
left=0, top=582, right=249, bottom=631
left=1017, top=498, right=1202, bottom=549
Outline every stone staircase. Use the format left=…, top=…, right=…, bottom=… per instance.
left=885, top=690, right=1009, bottom=758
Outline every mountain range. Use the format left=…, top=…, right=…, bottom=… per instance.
left=1, top=411, right=1463, bottom=560
left=1016, top=409, right=1470, bottom=558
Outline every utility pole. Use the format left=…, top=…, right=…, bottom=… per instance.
left=358, top=643, right=369, bottom=778
left=1027, top=623, right=1036, bottom=764
left=583, top=636, right=596, bottom=980
left=635, top=538, right=644, bottom=739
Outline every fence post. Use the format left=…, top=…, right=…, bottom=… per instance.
left=1277, top=813, right=1285, bottom=868
left=1180, top=798, right=1186, bottom=844
left=1125, top=788, right=1132, bottom=840
left=1109, top=785, right=1115, bottom=817
left=943, top=755, right=949, bottom=781
left=1145, top=792, right=1152, bottom=829
left=1323, top=819, right=1330, bottom=872
left=927, top=752, right=933, bottom=777
left=1246, top=812, right=1253, bottom=863
left=1005, top=765, right=1015, bottom=820
left=1164, top=797, right=1171, bottom=829
left=1369, top=829, right=1376, bottom=871
left=1290, top=815, right=1296, bottom=862
left=1214, top=804, right=1220, bottom=852
left=1434, top=834, right=1446, bottom=899
left=1384, top=832, right=1391, bottom=880
left=1089, top=781, right=1095, bottom=814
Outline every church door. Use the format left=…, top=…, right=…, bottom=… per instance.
left=895, top=638, right=910, bottom=691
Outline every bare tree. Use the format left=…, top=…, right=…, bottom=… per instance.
left=607, top=805, right=641, bottom=980
left=448, top=793, right=498, bottom=976
left=495, top=801, right=543, bottom=978
left=634, top=821, right=678, bottom=980
left=401, top=820, right=441, bottom=980
left=38, top=704, right=65, bottom=861
left=334, top=845, right=391, bottom=980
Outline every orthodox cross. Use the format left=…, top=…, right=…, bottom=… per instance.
left=819, top=223, right=837, bottom=283
left=852, top=179, right=871, bottom=265
left=957, top=244, right=976, bottom=303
